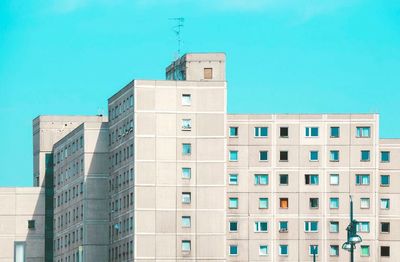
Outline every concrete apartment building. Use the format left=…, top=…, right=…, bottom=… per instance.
left=1, top=52, right=400, bottom=262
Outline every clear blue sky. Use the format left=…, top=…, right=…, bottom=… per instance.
left=1, top=0, right=399, bottom=186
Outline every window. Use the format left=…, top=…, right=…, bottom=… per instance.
left=305, top=174, right=319, bottom=185
left=356, top=174, right=370, bottom=185
left=229, top=151, right=238, bottom=161
left=360, top=198, right=370, bottom=209
left=14, top=242, right=25, bottom=262
left=361, top=245, right=370, bottom=256
left=381, top=222, right=390, bottom=233
left=254, top=221, right=268, bottom=232
left=28, top=220, right=35, bottom=229
left=361, top=150, right=370, bottom=161
left=254, top=127, right=268, bottom=137
left=381, top=246, right=390, bottom=257
left=381, top=151, right=390, bottom=162
left=309, top=245, right=318, bottom=256
left=380, top=198, right=390, bottom=209
left=259, top=245, right=268, bottom=256
left=280, top=127, right=289, bottom=138
left=229, top=221, right=238, bottom=232
left=330, top=174, right=339, bottom=185
left=280, top=151, right=288, bottom=161
left=229, top=174, right=238, bottom=185
left=304, top=221, right=318, bottom=232
left=229, top=198, right=238, bottom=209
left=182, top=119, right=191, bottom=130
left=381, top=175, right=390, bottom=186
left=181, top=240, right=191, bottom=252
left=204, top=68, right=213, bottom=79
left=330, top=150, right=339, bottom=162
left=229, top=127, right=238, bottom=137
left=357, top=222, right=370, bottom=233
left=280, top=198, right=289, bottom=209
left=330, top=127, right=340, bottom=138
left=182, top=94, right=191, bottom=106
left=305, top=127, right=319, bottom=137
left=330, top=221, right=339, bottom=233
left=259, top=198, right=269, bottom=209
left=356, top=127, right=371, bottom=138
left=330, top=198, right=339, bottom=209
left=254, top=174, right=268, bottom=185
left=229, top=245, right=238, bottom=256
left=309, top=198, right=319, bottom=209
left=280, top=174, right=289, bottom=185
left=310, top=151, right=319, bottom=161
left=182, top=192, right=191, bottom=204
left=259, top=151, right=268, bottom=161
left=182, top=143, right=191, bottom=155
left=182, top=168, right=191, bottom=179
left=279, top=245, right=288, bottom=255
left=182, top=216, right=191, bottom=228
left=279, top=221, right=288, bottom=232
left=330, top=245, right=339, bottom=256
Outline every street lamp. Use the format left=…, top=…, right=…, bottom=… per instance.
left=342, top=196, right=363, bottom=262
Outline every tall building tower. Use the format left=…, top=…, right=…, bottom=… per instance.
left=108, top=53, right=227, bottom=261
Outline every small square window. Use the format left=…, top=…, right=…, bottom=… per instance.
left=182, top=240, right=191, bottom=252
left=229, top=174, right=238, bottom=185
left=330, top=221, right=339, bottom=233
left=360, top=198, right=370, bottom=209
left=279, top=245, right=288, bottom=255
left=381, top=222, right=390, bottom=233
left=356, top=174, right=370, bottom=185
left=229, top=198, right=239, bottom=209
left=361, top=150, right=370, bottom=161
left=254, top=221, right=268, bottom=232
left=380, top=198, right=390, bottom=209
left=357, top=222, right=370, bottom=233
left=255, top=127, right=268, bottom=137
left=304, top=221, right=318, bottom=232
left=309, top=198, right=319, bottom=209
left=381, top=151, right=390, bottom=162
left=280, top=151, right=288, bottom=161
left=182, top=216, right=191, bottom=228
left=259, top=198, right=269, bottom=209
left=28, top=220, right=35, bottom=229
left=305, top=174, right=319, bottom=185
left=330, top=197, right=339, bottom=209
left=361, top=245, right=370, bottom=256
left=381, top=175, right=390, bottom=186
left=229, top=127, right=238, bottom=137
left=280, top=198, right=289, bottom=209
left=279, top=221, right=288, bottom=232
left=254, top=174, right=268, bottom=185
left=259, top=245, right=268, bottom=256
left=381, top=246, right=390, bottom=257
left=280, top=127, right=289, bottom=138
left=330, top=150, right=339, bottom=162
left=182, top=192, right=191, bottom=204
left=280, top=174, right=289, bottom=185
left=309, top=245, right=318, bottom=256
left=259, top=151, right=268, bottom=161
left=310, top=151, right=319, bottom=161
left=229, top=245, right=238, bottom=255
left=182, top=168, right=191, bottom=179
left=182, top=119, right=191, bottom=130
left=330, top=174, right=339, bottom=185
left=356, top=127, right=371, bottom=138
left=330, top=127, right=340, bottom=138
left=181, top=94, right=191, bottom=106
left=229, top=221, right=238, bottom=232
left=330, top=245, right=339, bottom=256
left=306, top=127, right=319, bottom=137
left=229, top=151, right=238, bottom=161
left=204, top=68, right=213, bottom=79
left=182, top=143, right=191, bottom=155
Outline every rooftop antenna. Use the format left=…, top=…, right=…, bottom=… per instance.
left=169, top=17, right=184, bottom=58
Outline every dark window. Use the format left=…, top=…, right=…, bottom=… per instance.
left=310, top=198, right=319, bottom=208
left=330, top=127, right=340, bottom=138
left=28, top=220, right=35, bottom=229
left=280, top=174, right=289, bottom=185
left=280, top=151, right=288, bottom=161
left=381, top=246, right=390, bottom=257
left=381, top=222, right=390, bottom=233
left=280, top=127, right=289, bottom=138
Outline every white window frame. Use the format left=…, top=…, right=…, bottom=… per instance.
left=181, top=94, right=191, bottom=106
left=254, top=127, right=268, bottom=137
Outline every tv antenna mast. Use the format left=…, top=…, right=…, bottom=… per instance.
left=169, top=17, right=185, bottom=57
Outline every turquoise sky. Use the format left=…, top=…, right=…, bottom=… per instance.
left=1, top=0, right=400, bottom=186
